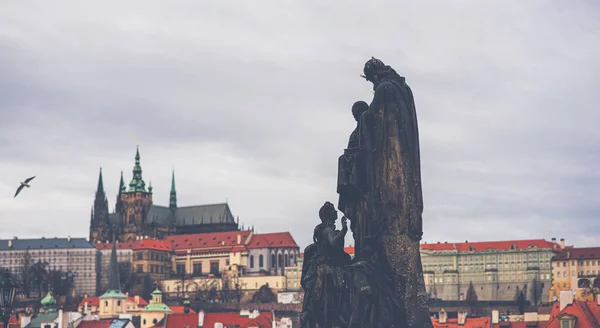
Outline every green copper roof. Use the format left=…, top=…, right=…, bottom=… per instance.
left=100, top=289, right=127, bottom=299
left=127, top=146, right=148, bottom=193
left=143, top=303, right=172, bottom=312
left=118, top=171, right=125, bottom=194
left=151, top=288, right=163, bottom=296
left=169, top=169, right=177, bottom=209
left=41, top=291, right=57, bottom=310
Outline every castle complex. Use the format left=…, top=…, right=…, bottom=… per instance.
left=89, top=146, right=239, bottom=243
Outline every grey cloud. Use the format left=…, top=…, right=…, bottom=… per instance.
left=1, top=1, right=600, bottom=249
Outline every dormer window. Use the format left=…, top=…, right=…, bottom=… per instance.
left=558, top=314, right=576, bottom=328
left=510, top=244, right=516, bottom=250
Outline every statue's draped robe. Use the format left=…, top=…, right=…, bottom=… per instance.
left=337, top=125, right=369, bottom=255
left=359, top=76, right=432, bottom=328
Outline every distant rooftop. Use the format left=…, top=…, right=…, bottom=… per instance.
left=0, top=237, right=94, bottom=251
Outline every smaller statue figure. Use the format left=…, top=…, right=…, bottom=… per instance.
left=337, top=101, right=369, bottom=256
left=300, top=202, right=403, bottom=328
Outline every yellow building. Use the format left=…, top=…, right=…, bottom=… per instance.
left=550, top=247, right=600, bottom=302
left=140, top=288, right=172, bottom=328
left=132, top=238, right=173, bottom=281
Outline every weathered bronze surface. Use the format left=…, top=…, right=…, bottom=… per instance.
left=301, top=58, right=432, bottom=327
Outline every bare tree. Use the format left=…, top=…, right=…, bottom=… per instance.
left=529, top=277, right=543, bottom=306
left=465, top=281, right=478, bottom=315
left=18, top=250, right=33, bottom=298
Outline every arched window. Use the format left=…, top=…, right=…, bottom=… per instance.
left=278, top=254, right=283, bottom=267
left=259, top=255, right=264, bottom=268
left=271, top=254, right=276, bottom=268
left=250, top=255, right=254, bottom=268
left=285, top=254, right=289, bottom=267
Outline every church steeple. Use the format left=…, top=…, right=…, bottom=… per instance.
left=128, top=145, right=147, bottom=192
left=169, top=169, right=177, bottom=209
left=100, top=231, right=126, bottom=299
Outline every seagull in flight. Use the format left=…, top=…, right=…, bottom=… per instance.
left=14, top=176, right=36, bottom=198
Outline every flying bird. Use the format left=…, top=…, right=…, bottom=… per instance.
left=14, top=176, right=36, bottom=198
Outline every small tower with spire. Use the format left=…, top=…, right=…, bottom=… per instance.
left=169, top=169, right=177, bottom=210
left=99, top=232, right=127, bottom=318
left=90, top=168, right=110, bottom=243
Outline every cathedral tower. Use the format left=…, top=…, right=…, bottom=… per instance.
left=119, top=146, right=153, bottom=242
left=90, top=168, right=109, bottom=243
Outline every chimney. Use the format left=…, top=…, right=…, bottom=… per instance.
left=20, top=315, right=31, bottom=328
left=457, top=310, right=467, bottom=325
left=551, top=237, right=556, bottom=244
left=67, top=236, right=71, bottom=242
left=8, top=240, right=12, bottom=248
left=84, top=302, right=88, bottom=314
left=237, top=233, right=241, bottom=245
left=57, top=309, right=64, bottom=328
left=198, top=310, right=204, bottom=327
left=567, top=251, right=571, bottom=259
left=560, top=238, right=565, bottom=248
left=439, top=309, right=447, bottom=324
left=135, top=295, right=140, bottom=304
left=491, top=310, right=499, bottom=324
left=560, top=290, right=574, bottom=311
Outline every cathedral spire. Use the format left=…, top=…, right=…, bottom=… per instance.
left=128, top=145, right=147, bottom=192
left=169, top=168, right=177, bottom=209
left=96, top=168, right=105, bottom=195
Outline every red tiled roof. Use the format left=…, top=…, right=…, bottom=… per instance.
left=545, top=300, right=600, bottom=328
left=553, top=247, right=600, bottom=261
left=80, top=296, right=99, bottom=307
left=169, top=306, right=196, bottom=314
left=77, top=320, right=114, bottom=328
left=164, top=313, right=197, bottom=328
left=166, top=231, right=252, bottom=251
left=133, top=239, right=172, bottom=252
left=432, top=317, right=490, bottom=328
left=203, top=311, right=273, bottom=327
left=246, top=232, right=298, bottom=249
left=95, top=241, right=136, bottom=250
left=421, top=239, right=561, bottom=252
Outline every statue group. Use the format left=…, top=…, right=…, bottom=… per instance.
left=300, top=58, right=433, bottom=328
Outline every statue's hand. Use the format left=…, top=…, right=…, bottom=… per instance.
left=341, top=216, right=348, bottom=230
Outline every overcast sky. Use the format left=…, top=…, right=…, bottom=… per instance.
left=1, top=1, right=599, bottom=249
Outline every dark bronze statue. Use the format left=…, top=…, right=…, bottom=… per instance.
left=337, top=101, right=369, bottom=256
left=300, top=202, right=402, bottom=328
left=302, top=58, right=432, bottom=327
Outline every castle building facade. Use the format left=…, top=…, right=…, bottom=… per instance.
left=420, top=238, right=564, bottom=304
left=89, top=146, right=239, bottom=244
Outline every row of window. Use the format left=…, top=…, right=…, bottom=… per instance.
left=249, top=253, right=296, bottom=269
